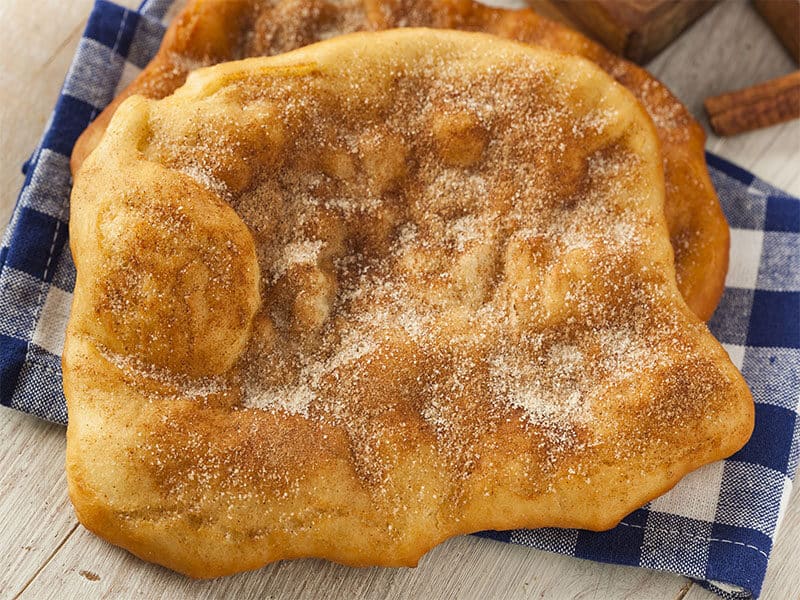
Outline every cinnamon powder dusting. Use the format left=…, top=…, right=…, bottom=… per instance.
left=130, top=42, right=725, bottom=509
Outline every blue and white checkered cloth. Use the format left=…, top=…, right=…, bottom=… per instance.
left=1, top=1, right=798, bottom=597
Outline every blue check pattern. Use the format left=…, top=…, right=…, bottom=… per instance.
left=0, top=1, right=797, bottom=597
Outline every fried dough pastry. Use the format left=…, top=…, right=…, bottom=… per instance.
left=70, top=0, right=729, bottom=320
left=64, top=30, right=753, bottom=578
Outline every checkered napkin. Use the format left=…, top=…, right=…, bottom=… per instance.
left=1, top=0, right=797, bottom=597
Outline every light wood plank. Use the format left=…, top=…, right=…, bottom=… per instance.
left=0, top=409, right=77, bottom=597
left=21, top=526, right=691, bottom=600
left=708, top=120, right=800, bottom=197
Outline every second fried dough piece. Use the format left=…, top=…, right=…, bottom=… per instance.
left=69, top=0, right=729, bottom=321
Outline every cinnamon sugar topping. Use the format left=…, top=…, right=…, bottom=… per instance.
left=131, top=37, right=726, bottom=493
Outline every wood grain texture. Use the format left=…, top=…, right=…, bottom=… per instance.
left=548, top=0, right=717, bottom=63
left=0, top=0, right=798, bottom=599
left=754, top=0, right=800, bottom=63
left=21, top=525, right=690, bottom=600
left=0, top=411, right=76, bottom=597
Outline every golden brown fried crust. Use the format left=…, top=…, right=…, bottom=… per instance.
left=65, top=30, right=752, bottom=578
left=69, top=0, right=729, bottom=320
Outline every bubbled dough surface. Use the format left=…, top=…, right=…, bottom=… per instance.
left=70, top=0, right=729, bottom=321
left=64, top=30, right=753, bottom=578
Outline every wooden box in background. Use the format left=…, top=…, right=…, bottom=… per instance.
left=753, top=0, right=800, bottom=63
left=548, top=0, right=718, bottom=63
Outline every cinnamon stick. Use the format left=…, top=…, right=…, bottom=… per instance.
left=704, top=71, right=800, bottom=136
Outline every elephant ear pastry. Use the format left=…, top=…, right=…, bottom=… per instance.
left=64, top=29, right=753, bottom=578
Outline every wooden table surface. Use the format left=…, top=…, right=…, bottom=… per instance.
left=1, top=0, right=798, bottom=598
